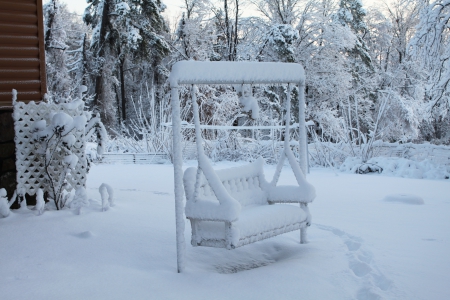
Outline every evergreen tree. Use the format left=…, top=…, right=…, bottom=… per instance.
left=410, top=0, right=450, bottom=126
left=84, top=0, right=117, bottom=128
left=336, top=0, right=372, bottom=67
left=84, top=0, right=170, bottom=128
left=44, top=0, right=88, bottom=103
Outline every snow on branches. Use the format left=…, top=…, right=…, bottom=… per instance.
left=410, top=0, right=450, bottom=116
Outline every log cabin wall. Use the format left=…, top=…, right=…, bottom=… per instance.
left=0, top=0, right=46, bottom=204
left=0, top=0, right=47, bottom=107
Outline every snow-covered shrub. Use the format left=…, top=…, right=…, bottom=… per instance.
left=339, top=155, right=450, bottom=180
left=70, top=187, right=89, bottom=215
left=32, top=111, right=87, bottom=210
left=13, top=97, right=107, bottom=212
left=237, top=84, right=259, bottom=119
left=84, top=113, right=107, bottom=171
left=106, top=87, right=175, bottom=160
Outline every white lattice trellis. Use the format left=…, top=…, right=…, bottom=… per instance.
left=13, top=100, right=88, bottom=197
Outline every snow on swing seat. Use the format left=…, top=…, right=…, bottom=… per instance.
left=184, top=157, right=315, bottom=249
left=192, top=206, right=307, bottom=248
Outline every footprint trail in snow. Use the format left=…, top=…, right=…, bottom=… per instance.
left=316, top=224, right=393, bottom=300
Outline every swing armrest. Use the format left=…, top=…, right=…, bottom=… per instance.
left=183, top=166, right=241, bottom=222
left=267, top=184, right=315, bottom=204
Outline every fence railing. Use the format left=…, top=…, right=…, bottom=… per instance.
left=99, top=153, right=167, bottom=164
left=98, top=142, right=450, bottom=167
left=307, top=142, right=450, bottom=167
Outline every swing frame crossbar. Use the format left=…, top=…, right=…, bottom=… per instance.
left=169, top=61, right=309, bottom=273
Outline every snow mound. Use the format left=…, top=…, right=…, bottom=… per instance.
left=215, top=259, right=275, bottom=274
left=340, top=156, right=450, bottom=180
left=75, top=231, right=94, bottom=239
left=383, top=194, right=424, bottom=205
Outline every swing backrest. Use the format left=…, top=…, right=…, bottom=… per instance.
left=188, top=158, right=269, bottom=207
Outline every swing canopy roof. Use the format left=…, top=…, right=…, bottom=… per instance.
left=169, top=61, right=305, bottom=87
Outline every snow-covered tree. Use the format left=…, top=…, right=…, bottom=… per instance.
left=84, top=0, right=119, bottom=128
left=209, top=0, right=242, bottom=61
left=410, top=0, right=450, bottom=123
left=84, top=0, right=170, bottom=129
left=293, top=0, right=356, bottom=139
left=174, top=0, right=218, bottom=61
left=44, top=0, right=73, bottom=102
left=252, top=0, right=300, bottom=25
left=260, top=24, right=299, bottom=62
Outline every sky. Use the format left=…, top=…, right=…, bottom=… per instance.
left=45, top=0, right=188, bottom=18
left=46, top=0, right=385, bottom=23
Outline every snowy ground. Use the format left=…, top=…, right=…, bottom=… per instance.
left=1, top=161, right=449, bottom=300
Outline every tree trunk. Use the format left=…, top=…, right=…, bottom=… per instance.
left=44, top=0, right=56, bottom=51
left=224, top=0, right=231, bottom=61
left=93, top=0, right=110, bottom=108
left=233, top=0, right=239, bottom=60
left=119, top=59, right=126, bottom=121
left=114, top=84, right=121, bottom=126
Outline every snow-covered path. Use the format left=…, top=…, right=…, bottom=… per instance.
left=1, top=162, right=449, bottom=299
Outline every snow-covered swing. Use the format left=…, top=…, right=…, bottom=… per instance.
left=169, top=61, right=316, bottom=272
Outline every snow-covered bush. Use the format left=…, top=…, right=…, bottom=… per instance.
left=13, top=97, right=107, bottom=213
left=70, top=187, right=89, bottom=215
left=84, top=113, right=107, bottom=171
left=236, top=84, right=259, bottom=119
left=32, top=110, right=106, bottom=211
left=340, top=155, right=450, bottom=180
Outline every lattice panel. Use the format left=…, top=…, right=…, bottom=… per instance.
left=13, top=100, right=88, bottom=197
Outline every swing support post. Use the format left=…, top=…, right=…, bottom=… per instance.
left=298, top=82, right=307, bottom=174
left=171, top=86, right=186, bottom=273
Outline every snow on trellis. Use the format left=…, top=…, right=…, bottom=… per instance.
left=13, top=100, right=88, bottom=198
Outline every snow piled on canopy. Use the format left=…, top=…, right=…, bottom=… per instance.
left=169, top=61, right=305, bottom=87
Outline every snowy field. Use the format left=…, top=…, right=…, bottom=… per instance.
left=1, top=161, right=449, bottom=300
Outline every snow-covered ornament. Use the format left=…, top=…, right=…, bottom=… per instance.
left=238, top=84, right=259, bottom=120
left=0, top=189, right=10, bottom=218
left=99, top=183, right=114, bottom=211
left=115, top=2, right=130, bottom=15
left=35, top=189, right=45, bottom=216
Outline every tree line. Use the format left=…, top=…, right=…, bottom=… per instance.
left=43, top=0, right=450, bottom=148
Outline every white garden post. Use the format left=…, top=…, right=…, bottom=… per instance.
left=171, top=86, right=186, bottom=273
left=298, top=82, right=307, bottom=175
left=298, top=81, right=309, bottom=243
left=285, top=84, right=291, bottom=151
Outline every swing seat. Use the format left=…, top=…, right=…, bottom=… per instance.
left=184, top=157, right=315, bottom=249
